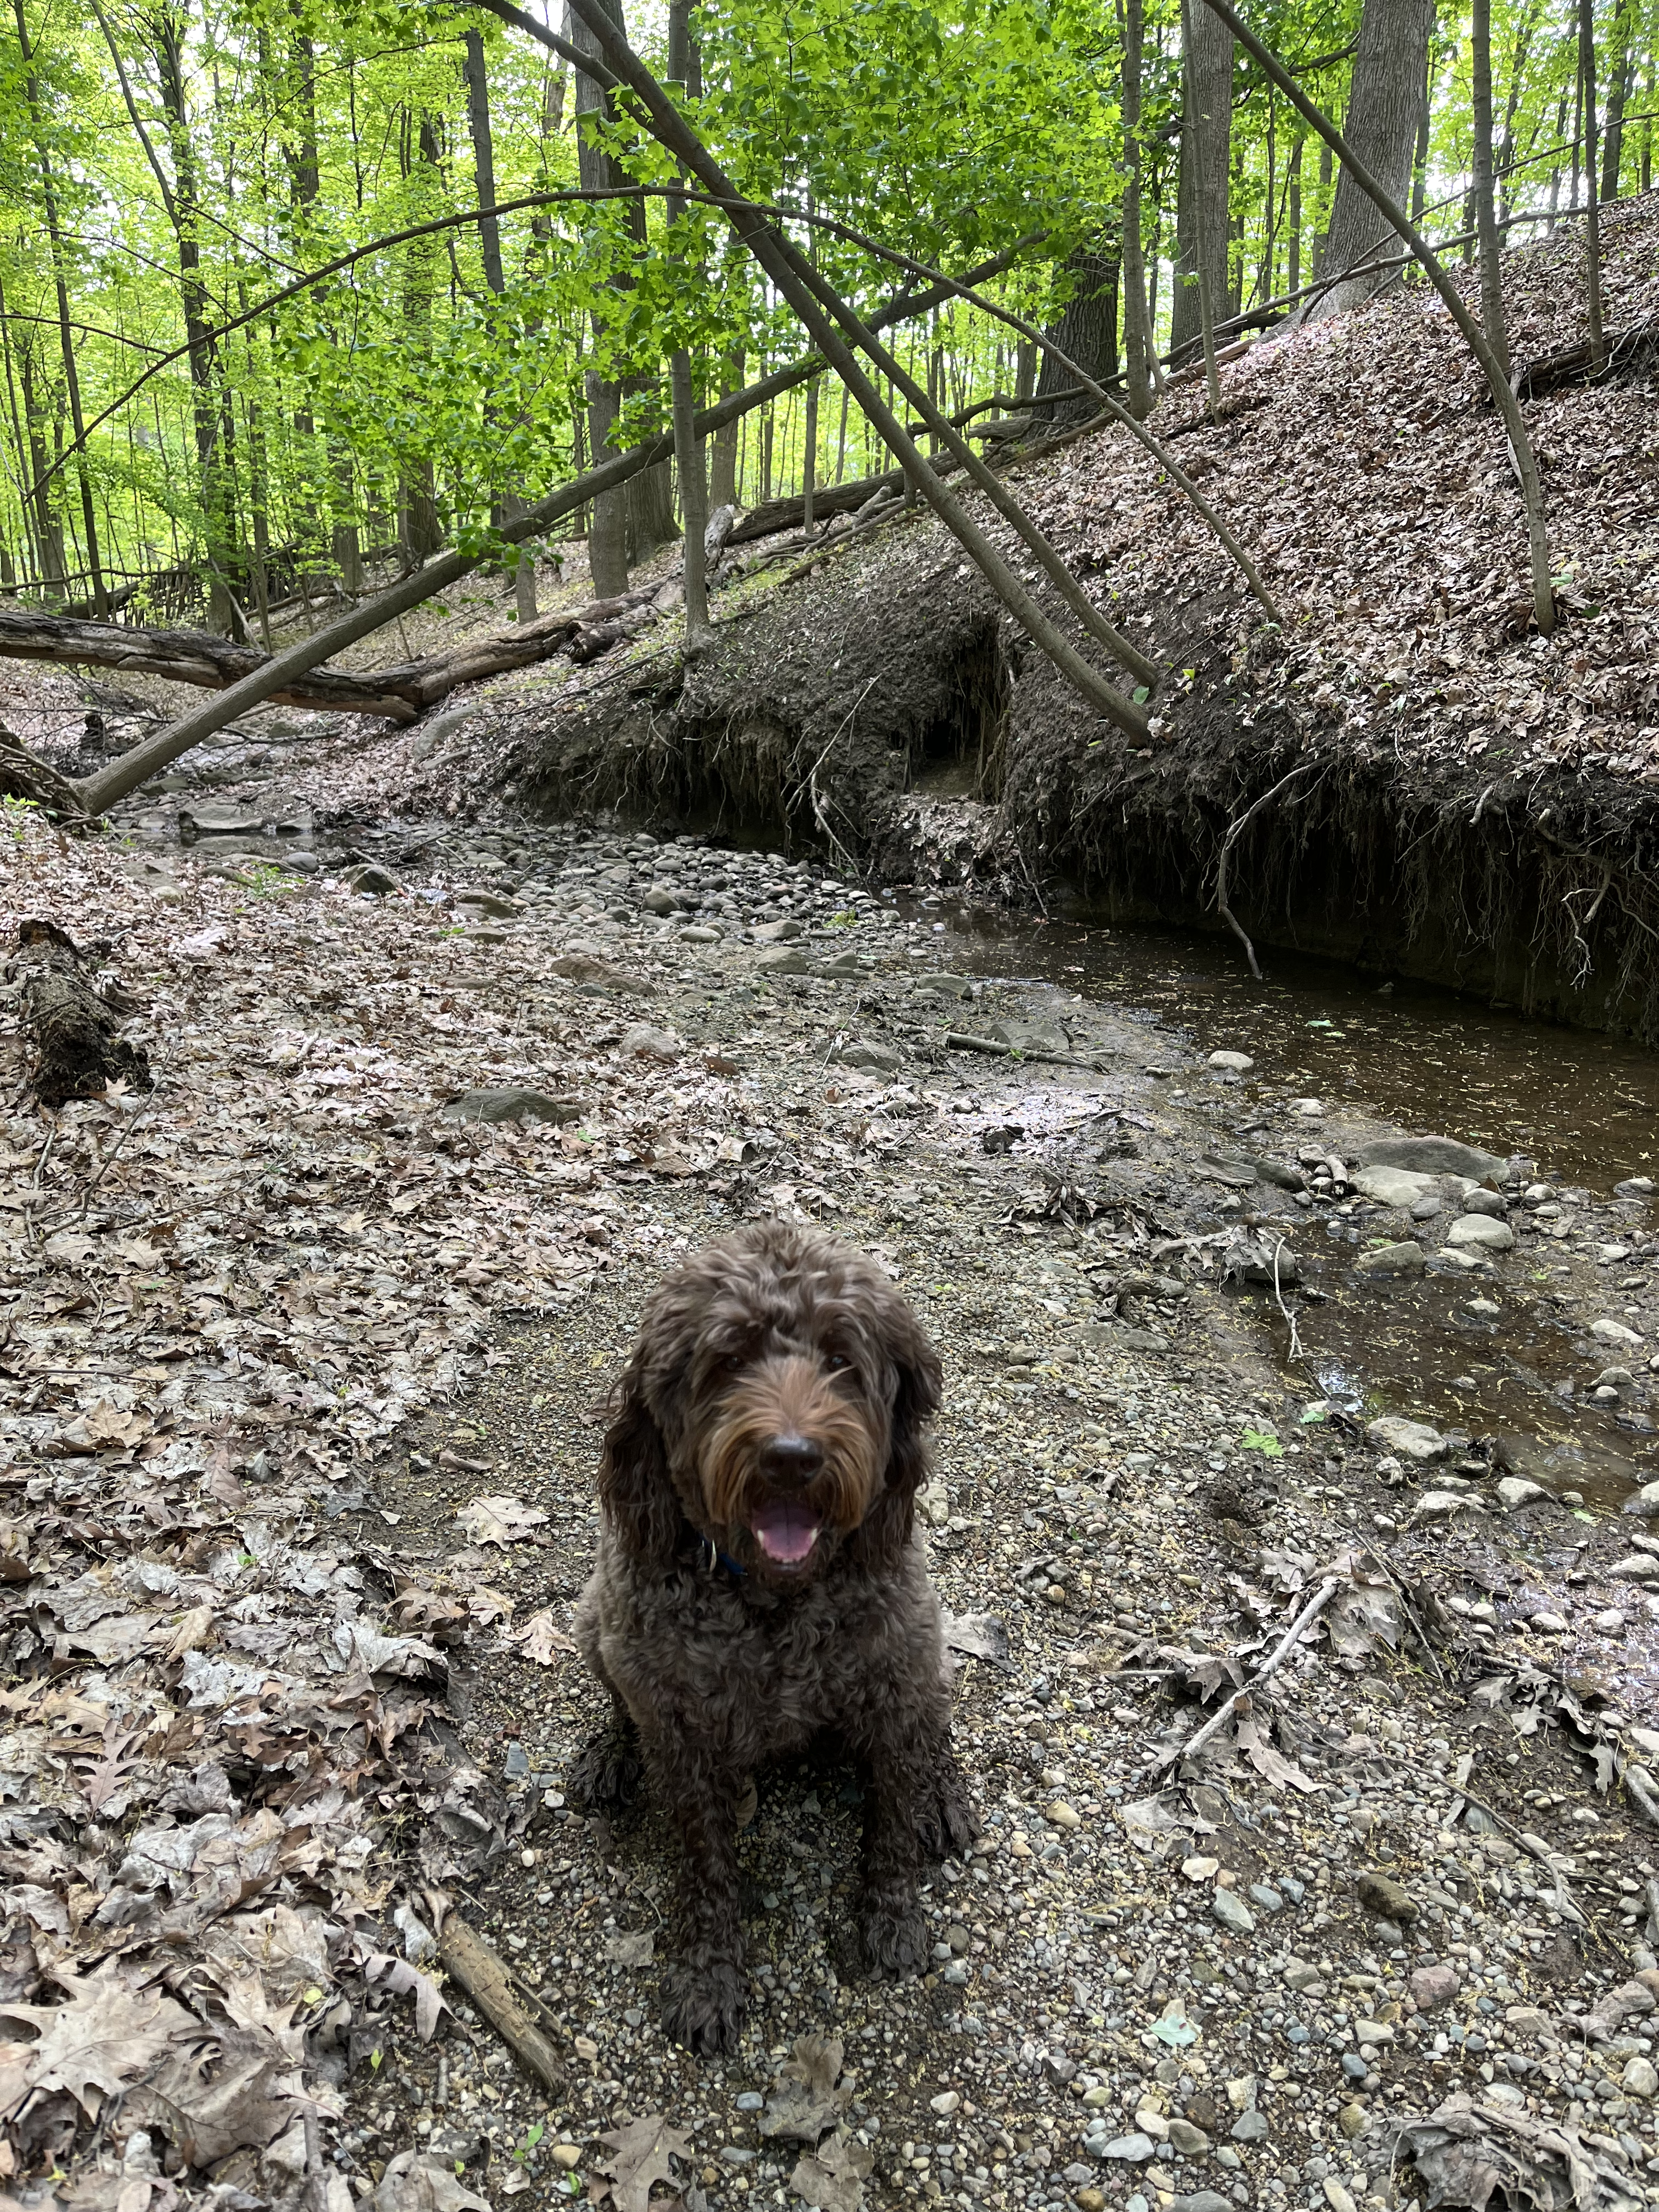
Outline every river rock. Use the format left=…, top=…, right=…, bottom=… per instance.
left=1355, top=1240, right=1425, bottom=1278
left=1168, top=2192, right=1230, bottom=2212
left=344, top=862, right=401, bottom=897
left=1625, top=1481, right=1659, bottom=1516
left=831, top=1039, right=901, bottom=1071
left=1415, top=1488, right=1486, bottom=1521
left=1460, top=1187, right=1509, bottom=1217
left=912, top=972, right=972, bottom=1001
left=454, top=889, right=519, bottom=918
left=1496, top=1476, right=1550, bottom=1511
left=641, top=886, right=684, bottom=917
left=1208, top=1051, right=1254, bottom=1072
left=1592, top=1317, right=1644, bottom=1346
left=441, top=1088, right=580, bottom=1125
left=757, top=948, right=813, bottom=975
left=1411, top=1964, right=1461, bottom=2011
left=1353, top=1166, right=1436, bottom=1208
left=1356, top=1870, right=1419, bottom=1923
left=1624, top=2056, right=1659, bottom=2099
left=1447, top=1214, right=1515, bottom=1251
left=622, top=1024, right=680, bottom=1062
left=1211, top=1889, right=1256, bottom=1935
left=1102, top=2134, right=1158, bottom=2163
left=1229, top=2112, right=1269, bottom=2144
left=1610, top=1554, right=1659, bottom=1582
left=179, top=805, right=265, bottom=838
left=1365, top=1415, right=1447, bottom=1462
left=1352, top=1136, right=1505, bottom=1180
left=1166, top=2121, right=1211, bottom=2157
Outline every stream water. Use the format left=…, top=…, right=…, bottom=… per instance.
left=928, top=902, right=1659, bottom=1514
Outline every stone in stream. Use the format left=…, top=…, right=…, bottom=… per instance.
left=1593, top=1317, right=1644, bottom=1346
left=1354, top=1240, right=1425, bottom=1278
left=1625, top=1480, right=1659, bottom=1515
left=178, top=805, right=265, bottom=838
left=1496, top=1476, right=1550, bottom=1511
left=1610, top=1554, right=1659, bottom=1582
left=1352, top=1135, right=1506, bottom=1180
left=640, top=886, right=684, bottom=917
left=911, top=972, right=973, bottom=1001
left=1447, top=1214, right=1515, bottom=1251
left=1365, top=1415, right=1447, bottom=1462
left=1414, top=1488, right=1487, bottom=1521
left=1459, top=1187, right=1509, bottom=1217
left=441, top=1088, right=581, bottom=1125
left=343, top=862, right=402, bottom=896
left=1207, top=1050, right=1254, bottom=1072
left=1352, top=1166, right=1437, bottom=1209
left=751, top=917, right=803, bottom=941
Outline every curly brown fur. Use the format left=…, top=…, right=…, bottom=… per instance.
left=569, top=1221, right=979, bottom=2056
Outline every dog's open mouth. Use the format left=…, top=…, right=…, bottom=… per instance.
left=748, top=1497, right=820, bottom=1566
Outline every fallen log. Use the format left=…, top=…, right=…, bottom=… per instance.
left=1513, top=313, right=1659, bottom=400
left=12, top=919, right=152, bottom=1107
left=0, top=583, right=668, bottom=729
left=437, top=1914, right=565, bottom=2092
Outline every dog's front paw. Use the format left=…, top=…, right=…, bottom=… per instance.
left=855, top=1888, right=928, bottom=1980
left=661, top=1959, right=747, bottom=2056
left=916, top=1754, right=981, bottom=1861
left=567, top=1718, right=642, bottom=1813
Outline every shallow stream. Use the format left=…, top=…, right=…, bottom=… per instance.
left=930, top=904, right=1659, bottom=1514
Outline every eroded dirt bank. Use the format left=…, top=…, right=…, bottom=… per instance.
left=4, top=812, right=1659, bottom=2212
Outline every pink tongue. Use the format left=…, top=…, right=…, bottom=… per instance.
left=751, top=1499, right=819, bottom=1564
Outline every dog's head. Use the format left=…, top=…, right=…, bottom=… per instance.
left=598, top=1222, right=941, bottom=1584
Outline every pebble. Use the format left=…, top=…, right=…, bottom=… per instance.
left=1246, top=1883, right=1284, bottom=1914
left=1103, top=2133, right=1159, bottom=2162
left=1166, top=2120, right=1210, bottom=2156
left=1047, top=1801, right=1082, bottom=1830
left=1415, top=1489, right=1487, bottom=1520
left=1623, top=2056, right=1658, bottom=2098
left=929, top=2090, right=961, bottom=2115
left=1531, top=1610, right=1570, bottom=1633
left=1182, top=1855, right=1220, bottom=1882
left=1356, top=1870, right=1418, bottom=1923
left=1410, top=1963, right=1460, bottom=2011
left=1168, top=2194, right=1231, bottom=2212
left=1211, top=1889, right=1256, bottom=1934
left=1230, top=2111, right=1270, bottom=2143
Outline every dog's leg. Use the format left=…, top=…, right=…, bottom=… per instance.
left=915, top=1729, right=980, bottom=1861
left=650, top=1745, right=748, bottom=2056
left=567, top=1697, right=643, bottom=1813
left=851, top=1716, right=933, bottom=1979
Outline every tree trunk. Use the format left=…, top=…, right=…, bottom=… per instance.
left=150, top=2, right=245, bottom=636
left=462, top=28, right=506, bottom=295
left=1581, top=0, right=1604, bottom=363
left=1288, top=137, right=1303, bottom=293
left=1121, top=0, right=1152, bottom=418
left=1171, top=0, right=1232, bottom=359
left=400, top=116, right=446, bottom=569
left=1032, top=246, right=1118, bottom=424
left=709, top=353, right=743, bottom=507
left=667, top=0, right=709, bottom=644
left=14, top=921, right=151, bottom=1109
left=1601, top=16, right=1630, bottom=200
left=12, top=0, right=107, bottom=617
left=1302, top=0, right=1436, bottom=322
left=1471, top=0, right=1511, bottom=380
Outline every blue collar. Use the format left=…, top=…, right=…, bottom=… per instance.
left=700, top=1534, right=746, bottom=1579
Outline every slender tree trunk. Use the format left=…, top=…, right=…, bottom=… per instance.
left=1121, top=0, right=1151, bottom=417
left=1172, top=0, right=1232, bottom=358
left=1600, top=27, right=1630, bottom=201
left=13, top=0, right=107, bottom=616
left=400, top=117, right=445, bottom=568
left=1410, top=43, right=1432, bottom=224
left=1581, top=0, right=1604, bottom=363
left=1313, top=138, right=1333, bottom=273
left=1288, top=137, right=1303, bottom=294
left=708, top=351, right=743, bottom=507
left=462, top=29, right=506, bottom=294
left=1471, top=0, right=1511, bottom=380
left=150, top=3, right=245, bottom=635
left=1304, top=0, right=1437, bottom=322
left=571, top=0, right=631, bottom=593
left=802, top=375, right=819, bottom=526
left=666, top=0, right=709, bottom=644
left=15, top=343, right=64, bottom=586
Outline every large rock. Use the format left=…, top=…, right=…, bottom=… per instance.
left=1495, top=1476, right=1549, bottom=1512
left=1366, top=1415, right=1447, bottom=1462
left=1610, top=1554, right=1659, bottom=1583
left=1354, top=1240, right=1425, bottom=1278
left=1207, top=1050, right=1254, bottom=1072
left=1352, top=1166, right=1437, bottom=1208
left=1352, top=1136, right=1505, bottom=1180
left=1414, top=1489, right=1486, bottom=1521
left=1592, top=1317, right=1644, bottom=1346
left=1447, top=1214, right=1515, bottom=1252
left=1624, top=1480, right=1659, bottom=1516
left=757, top=947, right=814, bottom=976
left=441, top=1088, right=581, bottom=1125
left=831, top=1039, right=901, bottom=1072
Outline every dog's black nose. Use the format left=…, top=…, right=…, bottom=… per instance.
left=759, top=1432, right=823, bottom=1483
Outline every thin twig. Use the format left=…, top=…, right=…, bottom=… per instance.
left=1173, top=1574, right=1340, bottom=1766
left=1214, top=763, right=1318, bottom=980
left=1269, top=1237, right=1304, bottom=1363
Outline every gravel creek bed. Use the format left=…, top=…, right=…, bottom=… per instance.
left=5, top=809, right=1659, bottom=2212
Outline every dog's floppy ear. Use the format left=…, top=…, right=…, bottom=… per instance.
left=851, top=1296, right=943, bottom=1573
left=598, top=1349, right=682, bottom=1571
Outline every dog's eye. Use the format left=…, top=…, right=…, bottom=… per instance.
left=825, top=1352, right=850, bottom=1373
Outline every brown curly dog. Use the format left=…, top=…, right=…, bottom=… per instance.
left=568, top=1220, right=979, bottom=2055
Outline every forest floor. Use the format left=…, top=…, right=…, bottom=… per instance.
left=3, top=803, right=1659, bottom=2212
